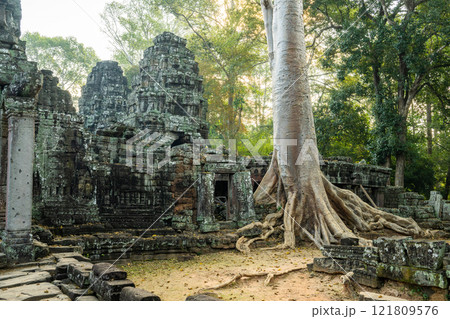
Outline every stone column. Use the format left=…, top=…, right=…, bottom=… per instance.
left=1, top=97, right=36, bottom=263
left=0, top=110, right=7, bottom=229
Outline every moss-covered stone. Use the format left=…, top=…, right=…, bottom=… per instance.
left=376, top=263, right=448, bottom=289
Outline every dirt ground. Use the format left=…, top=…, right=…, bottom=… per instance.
left=120, top=244, right=447, bottom=301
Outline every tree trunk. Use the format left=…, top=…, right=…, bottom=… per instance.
left=236, top=0, right=425, bottom=251
left=444, top=165, right=450, bottom=200
left=426, top=103, right=433, bottom=155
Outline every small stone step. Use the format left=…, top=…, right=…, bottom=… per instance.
left=0, top=282, right=62, bottom=301
left=49, top=246, right=83, bottom=254
left=60, top=282, right=95, bottom=301
left=0, top=271, right=52, bottom=289
left=53, top=252, right=90, bottom=262
left=359, top=292, right=408, bottom=301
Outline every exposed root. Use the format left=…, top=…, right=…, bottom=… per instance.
left=237, top=157, right=428, bottom=253
left=197, top=267, right=306, bottom=293
left=236, top=210, right=284, bottom=254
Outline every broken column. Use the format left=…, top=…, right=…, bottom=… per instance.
left=0, top=0, right=42, bottom=263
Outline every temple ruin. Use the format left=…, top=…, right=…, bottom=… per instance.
left=0, top=0, right=449, bottom=302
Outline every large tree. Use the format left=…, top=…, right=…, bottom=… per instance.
left=22, top=32, right=100, bottom=97
left=237, top=0, right=425, bottom=251
left=304, top=0, right=449, bottom=187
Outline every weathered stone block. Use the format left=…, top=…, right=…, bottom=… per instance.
left=376, top=263, right=448, bottom=289
left=340, top=237, right=359, bottom=246
left=91, top=262, right=127, bottom=281
left=186, top=294, right=221, bottom=301
left=0, top=282, right=63, bottom=301
left=93, top=279, right=135, bottom=301
left=362, top=247, right=380, bottom=266
left=353, top=268, right=384, bottom=289
left=404, top=240, right=447, bottom=270
left=60, top=282, right=94, bottom=301
left=443, top=202, right=450, bottom=221
left=373, top=236, right=412, bottom=265
left=322, top=245, right=365, bottom=260
left=120, top=287, right=161, bottom=301
left=312, top=257, right=363, bottom=274
left=0, top=271, right=52, bottom=289
left=67, top=262, right=93, bottom=288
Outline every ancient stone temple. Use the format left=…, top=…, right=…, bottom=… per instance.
left=33, top=70, right=99, bottom=227
left=32, top=31, right=257, bottom=236
left=0, top=0, right=42, bottom=263
left=79, top=61, right=129, bottom=132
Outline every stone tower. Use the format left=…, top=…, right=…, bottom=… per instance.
left=79, top=61, right=129, bottom=132
left=127, top=32, right=208, bottom=121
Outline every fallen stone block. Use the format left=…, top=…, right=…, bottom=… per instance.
left=68, top=262, right=93, bottom=288
left=186, top=294, right=222, bottom=301
left=312, top=257, right=363, bottom=274
left=91, top=263, right=127, bottom=281
left=353, top=268, right=384, bottom=289
left=373, top=237, right=412, bottom=265
left=359, top=292, right=408, bottom=301
left=0, top=282, right=62, bottom=301
left=93, top=279, right=135, bottom=301
left=443, top=203, right=450, bottom=221
left=0, top=270, right=29, bottom=281
left=362, top=247, right=380, bottom=266
left=53, top=252, right=90, bottom=262
left=0, top=271, right=52, bottom=289
left=376, top=263, right=448, bottom=289
left=321, top=245, right=365, bottom=260
left=77, top=295, right=99, bottom=301
left=56, top=257, right=79, bottom=274
left=120, top=287, right=161, bottom=301
left=340, top=237, right=359, bottom=246
left=33, top=240, right=50, bottom=259
left=60, top=282, right=95, bottom=301
left=404, top=240, right=447, bottom=270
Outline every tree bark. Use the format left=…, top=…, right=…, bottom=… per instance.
left=426, top=103, right=433, bottom=155
left=444, top=165, right=450, bottom=200
left=236, top=0, right=425, bottom=251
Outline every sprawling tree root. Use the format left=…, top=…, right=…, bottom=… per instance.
left=237, top=159, right=427, bottom=253
left=197, top=267, right=306, bottom=293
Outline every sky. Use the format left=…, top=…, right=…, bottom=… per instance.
left=21, top=0, right=114, bottom=60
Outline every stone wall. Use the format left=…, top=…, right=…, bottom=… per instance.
left=312, top=237, right=450, bottom=297
left=33, top=70, right=99, bottom=227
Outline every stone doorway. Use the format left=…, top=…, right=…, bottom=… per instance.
left=214, top=174, right=232, bottom=222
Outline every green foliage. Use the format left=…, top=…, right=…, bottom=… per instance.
left=22, top=32, right=100, bottom=97
left=314, top=79, right=372, bottom=161
left=101, top=0, right=185, bottom=72
left=102, top=0, right=270, bottom=140
left=304, top=0, right=449, bottom=190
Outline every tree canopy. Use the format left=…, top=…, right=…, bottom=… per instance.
left=22, top=32, right=100, bottom=98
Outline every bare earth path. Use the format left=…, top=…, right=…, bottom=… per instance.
left=120, top=245, right=353, bottom=301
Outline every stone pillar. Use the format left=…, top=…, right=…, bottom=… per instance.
left=197, top=172, right=219, bottom=233
left=1, top=97, right=36, bottom=263
left=0, top=110, right=7, bottom=230
left=232, top=172, right=257, bottom=228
